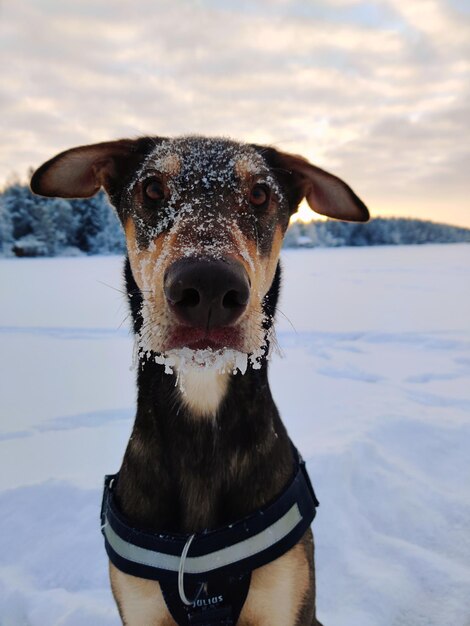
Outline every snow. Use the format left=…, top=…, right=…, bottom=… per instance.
left=153, top=347, right=250, bottom=376
left=1, top=243, right=469, bottom=625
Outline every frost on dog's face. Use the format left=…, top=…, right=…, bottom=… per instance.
left=31, top=134, right=369, bottom=381
left=121, top=137, right=290, bottom=371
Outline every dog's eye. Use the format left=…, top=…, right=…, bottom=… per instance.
left=249, top=184, right=269, bottom=208
left=143, top=179, right=164, bottom=202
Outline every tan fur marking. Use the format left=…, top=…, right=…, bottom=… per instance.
left=110, top=539, right=309, bottom=626
left=231, top=223, right=256, bottom=274
left=160, top=154, right=181, bottom=176
left=239, top=541, right=310, bottom=626
left=235, top=157, right=261, bottom=179
left=124, top=219, right=167, bottom=291
left=110, top=562, right=176, bottom=625
left=241, top=226, right=284, bottom=319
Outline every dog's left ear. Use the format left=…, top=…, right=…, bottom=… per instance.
left=258, top=147, right=370, bottom=222
left=30, top=138, right=158, bottom=200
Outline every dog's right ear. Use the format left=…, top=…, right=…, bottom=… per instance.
left=30, top=138, right=158, bottom=199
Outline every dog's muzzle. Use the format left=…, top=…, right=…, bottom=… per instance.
left=164, top=257, right=250, bottom=329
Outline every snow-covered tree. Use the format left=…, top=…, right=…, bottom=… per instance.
left=69, top=192, right=125, bottom=254
left=0, top=194, right=14, bottom=256
left=1, top=178, right=469, bottom=257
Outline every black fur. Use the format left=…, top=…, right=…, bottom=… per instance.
left=116, top=254, right=321, bottom=624
left=117, top=258, right=292, bottom=533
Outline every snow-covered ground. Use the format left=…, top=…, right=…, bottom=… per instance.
left=0, top=244, right=469, bottom=625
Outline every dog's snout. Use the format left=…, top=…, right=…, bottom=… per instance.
left=164, top=258, right=250, bottom=329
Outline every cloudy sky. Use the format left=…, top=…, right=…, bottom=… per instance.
left=1, top=0, right=469, bottom=226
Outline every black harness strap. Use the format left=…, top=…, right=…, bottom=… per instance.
left=101, top=446, right=319, bottom=625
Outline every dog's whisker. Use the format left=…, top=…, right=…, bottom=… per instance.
left=97, top=280, right=128, bottom=296
left=276, top=308, right=297, bottom=333
left=117, top=313, right=131, bottom=331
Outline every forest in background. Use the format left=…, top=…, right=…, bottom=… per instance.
left=1, top=181, right=469, bottom=257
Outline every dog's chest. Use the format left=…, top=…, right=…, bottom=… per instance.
left=176, top=366, right=231, bottom=418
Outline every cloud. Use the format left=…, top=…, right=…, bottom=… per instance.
left=0, top=0, right=469, bottom=226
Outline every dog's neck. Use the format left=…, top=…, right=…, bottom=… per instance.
left=115, top=258, right=293, bottom=534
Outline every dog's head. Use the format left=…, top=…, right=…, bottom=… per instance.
left=31, top=136, right=368, bottom=369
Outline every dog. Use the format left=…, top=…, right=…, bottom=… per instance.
left=31, top=136, right=369, bottom=626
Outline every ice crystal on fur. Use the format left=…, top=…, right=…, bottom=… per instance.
left=125, top=136, right=280, bottom=243
left=125, top=136, right=281, bottom=379
left=133, top=325, right=272, bottom=375
left=154, top=348, right=248, bottom=376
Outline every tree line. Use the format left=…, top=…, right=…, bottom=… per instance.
left=285, top=217, right=470, bottom=248
left=0, top=181, right=469, bottom=257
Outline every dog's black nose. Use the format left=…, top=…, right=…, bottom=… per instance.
left=164, top=258, right=250, bottom=329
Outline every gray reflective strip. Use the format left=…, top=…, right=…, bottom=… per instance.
left=104, top=503, right=302, bottom=575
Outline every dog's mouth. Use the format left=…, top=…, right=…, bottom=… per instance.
left=165, top=325, right=242, bottom=352
left=136, top=317, right=269, bottom=375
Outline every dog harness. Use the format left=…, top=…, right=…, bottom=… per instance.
left=101, top=447, right=319, bottom=625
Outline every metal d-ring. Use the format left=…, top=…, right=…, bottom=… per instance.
left=178, top=534, right=204, bottom=606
